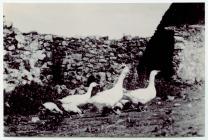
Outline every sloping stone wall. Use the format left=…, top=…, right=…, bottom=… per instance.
left=168, top=25, right=205, bottom=84
left=138, top=3, right=205, bottom=84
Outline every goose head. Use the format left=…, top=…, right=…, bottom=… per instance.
left=150, top=70, right=160, bottom=77
left=86, top=82, right=99, bottom=97
left=89, top=82, right=98, bottom=88
left=120, top=63, right=130, bottom=74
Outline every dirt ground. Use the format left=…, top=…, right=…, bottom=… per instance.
left=4, top=82, right=204, bottom=137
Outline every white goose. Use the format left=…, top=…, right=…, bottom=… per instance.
left=42, top=102, right=63, bottom=114
left=88, top=65, right=130, bottom=111
left=59, top=82, right=98, bottom=106
left=124, top=70, right=160, bottom=105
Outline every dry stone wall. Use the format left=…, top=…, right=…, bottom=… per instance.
left=167, top=25, right=205, bottom=84
left=4, top=23, right=148, bottom=93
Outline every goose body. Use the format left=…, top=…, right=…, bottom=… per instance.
left=42, top=102, right=63, bottom=114
left=88, top=87, right=123, bottom=107
left=124, top=70, right=160, bottom=104
left=88, top=65, right=130, bottom=108
left=62, top=103, right=82, bottom=115
left=59, top=82, right=98, bottom=106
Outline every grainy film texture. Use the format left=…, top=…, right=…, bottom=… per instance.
left=3, top=3, right=205, bottom=137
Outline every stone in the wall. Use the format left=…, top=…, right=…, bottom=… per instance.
left=44, top=42, right=50, bottom=48
left=99, top=59, right=107, bottom=63
left=83, top=67, right=90, bottom=74
left=62, top=41, right=67, bottom=46
left=8, top=45, right=16, bottom=51
left=138, top=51, right=143, bottom=57
left=76, top=62, right=83, bottom=68
left=76, top=75, right=82, bottom=81
left=72, top=53, right=82, bottom=61
left=84, top=53, right=94, bottom=58
left=87, top=64, right=94, bottom=68
left=4, top=20, right=13, bottom=29
left=83, top=57, right=89, bottom=61
left=99, top=72, right=106, bottom=82
left=15, top=34, right=25, bottom=44
left=45, top=35, right=53, bottom=42
left=89, top=59, right=96, bottom=63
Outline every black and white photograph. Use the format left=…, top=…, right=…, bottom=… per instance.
left=2, top=0, right=206, bottom=137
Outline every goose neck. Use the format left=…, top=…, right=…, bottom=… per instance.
left=114, top=73, right=126, bottom=89
left=86, top=85, right=94, bottom=98
left=147, top=73, right=156, bottom=89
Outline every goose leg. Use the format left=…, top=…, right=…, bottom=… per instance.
left=122, top=101, right=134, bottom=110
left=112, top=105, right=122, bottom=115
left=112, top=108, right=121, bottom=115
left=136, top=102, right=145, bottom=112
left=78, top=113, right=84, bottom=117
left=75, top=107, right=84, bottom=117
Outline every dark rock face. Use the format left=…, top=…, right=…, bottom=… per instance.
left=138, top=29, right=175, bottom=79
left=138, top=3, right=205, bottom=83
left=158, top=3, right=205, bottom=29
